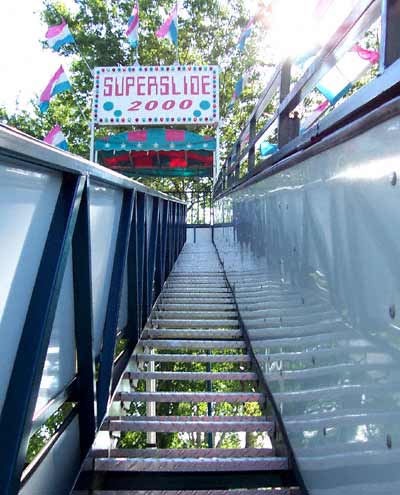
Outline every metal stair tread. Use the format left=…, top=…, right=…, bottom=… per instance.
left=90, top=447, right=276, bottom=459
left=115, top=391, right=265, bottom=403
left=124, top=371, right=257, bottom=381
left=135, top=353, right=252, bottom=363
left=154, top=311, right=238, bottom=319
left=102, top=417, right=273, bottom=433
left=90, top=456, right=288, bottom=472
left=151, top=319, right=240, bottom=329
left=74, top=489, right=300, bottom=495
left=146, top=329, right=242, bottom=339
left=140, top=339, right=246, bottom=349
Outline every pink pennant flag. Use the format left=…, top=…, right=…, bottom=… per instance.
left=352, top=43, right=379, bottom=65
left=156, top=3, right=178, bottom=46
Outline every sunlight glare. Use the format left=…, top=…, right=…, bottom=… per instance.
left=265, top=0, right=360, bottom=61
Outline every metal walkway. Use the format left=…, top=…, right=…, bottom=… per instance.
left=74, top=241, right=301, bottom=494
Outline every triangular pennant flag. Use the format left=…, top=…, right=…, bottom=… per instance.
left=126, top=2, right=139, bottom=48
left=45, top=18, right=75, bottom=52
left=156, top=3, right=178, bottom=46
left=39, top=65, right=72, bottom=113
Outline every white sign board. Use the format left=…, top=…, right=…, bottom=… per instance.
left=93, top=65, right=219, bottom=126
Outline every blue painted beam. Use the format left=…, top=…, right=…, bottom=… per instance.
left=136, top=193, right=146, bottom=330
left=72, top=178, right=97, bottom=456
left=144, top=197, right=160, bottom=321
left=0, top=173, right=85, bottom=495
left=96, top=189, right=135, bottom=426
left=127, top=191, right=139, bottom=347
left=155, top=200, right=169, bottom=297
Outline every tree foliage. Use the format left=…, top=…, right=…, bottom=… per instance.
left=1, top=0, right=271, bottom=195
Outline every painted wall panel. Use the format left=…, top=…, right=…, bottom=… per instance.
left=0, top=162, right=61, bottom=414
left=89, top=181, right=123, bottom=356
left=118, top=262, right=128, bottom=331
left=215, top=114, right=400, bottom=495
left=34, top=252, right=76, bottom=415
left=19, top=416, right=81, bottom=495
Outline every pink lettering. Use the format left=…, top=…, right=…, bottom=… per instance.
left=160, top=76, right=169, bottom=95
left=201, top=75, right=211, bottom=95
left=172, top=79, right=181, bottom=95
left=125, top=77, right=135, bottom=96
left=137, top=76, right=145, bottom=96
left=115, top=78, right=124, bottom=96
left=190, top=76, right=200, bottom=95
left=147, top=76, right=158, bottom=96
left=103, top=77, right=113, bottom=97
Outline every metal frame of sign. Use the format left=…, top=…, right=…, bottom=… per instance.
left=90, top=65, right=220, bottom=178
left=92, top=65, right=219, bottom=126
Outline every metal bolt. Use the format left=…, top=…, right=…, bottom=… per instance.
left=387, top=434, right=392, bottom=449
left=391, top=172, right=397, bottom=186
left=389, top=305, right=396, bottom=319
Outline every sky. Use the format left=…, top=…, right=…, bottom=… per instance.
left=0, top=0, right=334, bottom=115
left=0, top=0, right=78, bottom=114
left=0, top=0, right=264, bottom=114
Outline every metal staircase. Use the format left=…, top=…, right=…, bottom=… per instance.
left=74, top=242, right=301, bottom=495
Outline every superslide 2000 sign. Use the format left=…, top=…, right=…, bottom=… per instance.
left=93, top=66, right=219, bottom=126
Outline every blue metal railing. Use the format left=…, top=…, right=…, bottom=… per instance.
left=0, top=124, right=186, bottom=495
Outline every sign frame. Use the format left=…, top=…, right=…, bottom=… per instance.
left=93, top=65, right=219, bottom=126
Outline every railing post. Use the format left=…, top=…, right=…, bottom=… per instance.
left=278, top=59, right=293, bottom=148
left=380, top=0, right=400, bottom=71
left=135, top=193, right=146, bottom=335
left=143, top=197, right=160, bottom=322
left=248, top=116, right=257, bottom=171
left=96, top=189, right=135, bottom=425
left=155, top=200, right=169, bottom=298
left=234, top=141, right=241, bottom=182
left=72, top=177, right=97, bottom=457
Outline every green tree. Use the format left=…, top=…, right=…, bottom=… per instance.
left=2, top=0, right=270, bottom=197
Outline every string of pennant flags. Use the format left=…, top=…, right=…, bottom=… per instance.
left=41, top=0, right=380, bottom=156
left=42, top=2, right=179, bottom=149
left=229, top=0, right=380, bottom=157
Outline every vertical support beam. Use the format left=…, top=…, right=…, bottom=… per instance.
left=248, top=116, right=257, bottom=171
left=0, top=174, right=85, bottom=495
left=155, top=200, right=169, bottom=297
left=72, top=177, right=97, bottom=457
left=136, top=193, right=146, bottom=333
left=278, top=60, right=293, bottom=148
left=97, top=189, right=135, bottom=426
left=169, top=202, right=176, bottom=270
left=126, top=191, right=139, bottom=347
left=380, top=0, right=400, bottom=71
left=146, top=346, right=156, bottom=447
left=234, top=142, right=241, bottom=182
left=214, top=122, right=221, bottom=183
left=207, top=356, right=213, bottom=449
left=184, top=204, right=187, bottom=244
left=144, top=197, right=160, bottom=321
left=89, top=122, right=95, bottom=162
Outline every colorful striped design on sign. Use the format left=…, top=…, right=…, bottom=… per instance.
left=45, top=18, right=75, bottom=52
